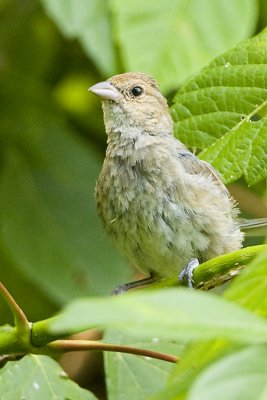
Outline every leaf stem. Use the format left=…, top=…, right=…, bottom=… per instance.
left=48, top=339, right=179, bottom=363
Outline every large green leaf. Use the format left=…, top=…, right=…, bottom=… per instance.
left=40, top=0, right=118, bottom=75
left=47, top=288, right=267, bottom=344
left=0, top=70, right=130, bottom=308
left=224, top=252, right=267, bottom=316
left=200, top=116, right=267, bottom=186
left=0, top=354, right=97, bottom=399
left=151, top=340, right=234, bottom=400
left=172, top=28, right=267, bottom=185
left=111, top=0, right=257, bottom=91
left=152, top=249, right=267, bottom=400
left=188, top=346, right=267, bottom=400
left=104, top=330, right=179, bottom=400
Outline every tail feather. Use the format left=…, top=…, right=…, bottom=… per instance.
left=239, top=218, right=267, bottom=229
left=239, top=218, right=267, bottom=236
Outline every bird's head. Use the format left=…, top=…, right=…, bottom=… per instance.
left=89, top=72, right=173, bottom=137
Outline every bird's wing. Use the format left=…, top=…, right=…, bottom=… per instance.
left=177, top=151, right=267, bottom=232
left=177, top=151, right=229, bottom=195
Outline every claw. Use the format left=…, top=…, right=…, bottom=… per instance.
left=179, top=258, right=199, bottom=288
left=112, top=284, right=129, bottom=296
left=111, top=274, right=158, bottom=296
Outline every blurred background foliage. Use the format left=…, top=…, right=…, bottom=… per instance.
left=0, top=0, right=266, bottom=327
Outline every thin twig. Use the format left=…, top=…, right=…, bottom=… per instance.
left=0, top=281, right=29, bottom=331
left=48, top=339, right=179, bottom=363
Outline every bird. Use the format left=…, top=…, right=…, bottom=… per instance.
left=89, top=72, right=267, bottom=294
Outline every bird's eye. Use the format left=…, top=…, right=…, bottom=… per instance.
left=131, top=86, right=143, bottom=97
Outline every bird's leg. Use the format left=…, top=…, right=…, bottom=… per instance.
left=112, top=273, right=158, bottom=296
left=178, top=258, right=199, bottom=288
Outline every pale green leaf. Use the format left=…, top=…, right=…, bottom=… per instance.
left=151, top=340, right=233, bottom=400
left=0, top=71, right=130, bottom=307
left=111, top=0, right=257, bottom=92
left=0, top=354, right=97, bottom=400
left=224, top=252, right=267, bottom=317
left=188, top=346, right=267, bottom=400
left=152, top=248, right=267, bottom=400
left=48, top=288, right=267, bottom=344
left=40, top=0, right=117, bottom=75
left=104, top=330, right=179, bottom=400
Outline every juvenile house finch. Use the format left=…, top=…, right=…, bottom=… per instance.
left=90, top=72, right=267, bottom=294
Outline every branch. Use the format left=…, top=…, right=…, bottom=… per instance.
left=0, top=244, right=266, bottom=357
left=48, top=339, right=179, bottom=363
left=156, top=244, right=267, bottom=290
left=193, top=244, right=267, bottom=290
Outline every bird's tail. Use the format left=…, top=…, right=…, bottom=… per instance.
left=239, top=217, right=267, bottom=236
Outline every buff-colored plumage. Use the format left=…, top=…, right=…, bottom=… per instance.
left=91, top=72, right=244, bottom=280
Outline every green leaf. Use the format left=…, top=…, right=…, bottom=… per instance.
left=0, top=70, right=130, bottom=308
left=155, top=247, right=267, bottom=400
left=224, top=252, right=267, bottom=317
left=46, top=288, right=267, bottom=344
left=111, top=0, right=257, bottom=92
left=172, top=28, right=267, bottom=185
left=0, top=354, right=97, bottom=400
left=151, top=340, right=234, bottom=400
left=200, top=113, right=267, bottom=186
left=104, top=330, right=179, bottom=400
left=40, top=0, right=117, bottom=75
left=188, top=346, right=267, bottom=400
left=258, top=0, right=267, bottom=31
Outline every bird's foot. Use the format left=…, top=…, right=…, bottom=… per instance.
left=178, top=258, right=199, bottom=288
left=112, top=274, right=158, bottom=296
left=112, top=283, right=131, bottom=296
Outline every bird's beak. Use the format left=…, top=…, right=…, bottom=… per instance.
left=89, top=81, right=120, bottom=103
